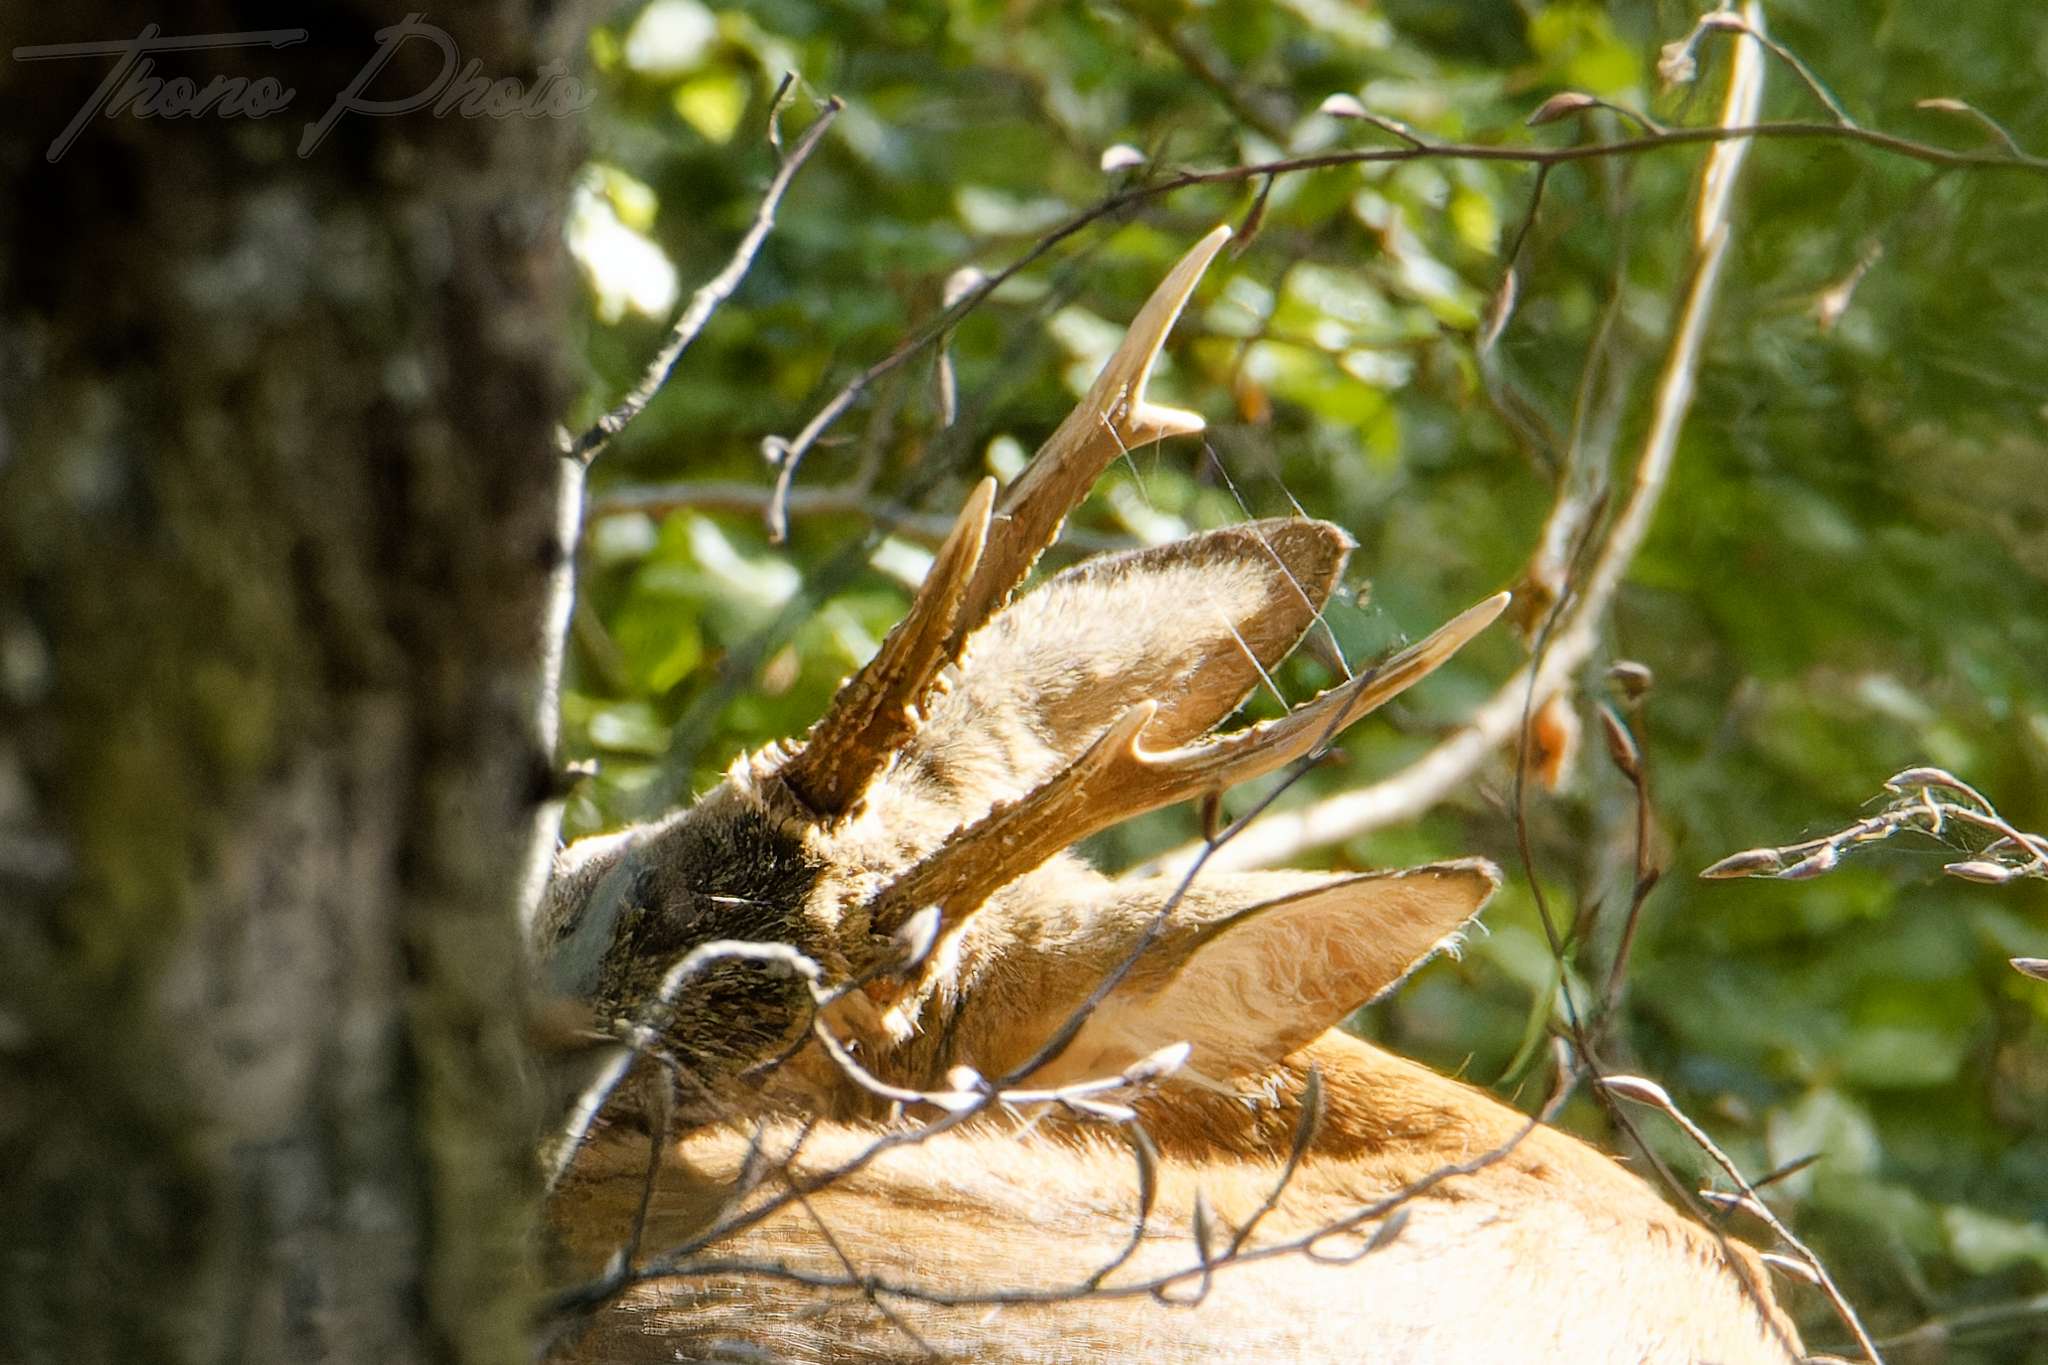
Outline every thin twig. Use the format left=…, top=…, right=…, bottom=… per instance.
left=1081, top=1123, right=1163, bottom=1290
left=790, top=1185, right=941, bottom=1359
left=1700, top=13, right=1856, bottom=128
left=543, top=937, right=831, bottom=1191
left=567, top=84, right=844, bottom=466
left=525, top=86, right=844, bottom=914
left=1602, top=1074, right=1885, bottom=1363
left=1916, top=98, right=2029, bottom=160
left=755, top=113, right=2046, bottom=537
left=1226, top=1066, right=1324, bottom=1256
left=1128, top=5, right=1288, bottom=144
left=1701, top=766, right=2048, bottom=884
left=587, top=479, right=1129, bottom=553
left=1596, top=702, right=1659, bottom=1020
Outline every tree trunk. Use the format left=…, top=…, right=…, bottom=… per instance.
left=0, top=6, right=582, bottom=1360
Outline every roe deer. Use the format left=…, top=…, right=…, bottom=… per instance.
left=537, top=228, right=1805, bottom=1363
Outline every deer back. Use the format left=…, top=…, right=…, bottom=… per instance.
left=553, top=1034, right=1799, bottom=1363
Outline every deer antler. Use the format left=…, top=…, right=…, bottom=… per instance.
left=779, top=477, right=994, bottom=816
left=778, top=226, right=1232, bottom=818
left=867, top=590, right=1511, bottom=934
left=946, top=224, right=1231, bottom=651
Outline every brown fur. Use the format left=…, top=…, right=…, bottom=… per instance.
left=535, top=229, right=1803, bottom=1362
left=552, top=1033, right=1799, bottom=1364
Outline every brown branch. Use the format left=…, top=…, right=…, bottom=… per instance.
left=1694, top=12, right=1856, bottom=128
left=1081, top=1123, right=1163, bottom=1291
left=790, top=1185, right=941, bottom=1359
left=1595, top=699, right=1659, bottom=1022
left=1917, top=98, right=2030, bottom=161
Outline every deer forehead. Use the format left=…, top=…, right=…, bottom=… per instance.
left=539, top=778, right=817, bottom=998
left=539, top=751, right=984, bottom=998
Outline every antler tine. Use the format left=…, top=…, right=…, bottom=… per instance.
left=777, top=228, right=1230, bottom=819
left=945, top=225, right=1233, bottom=654
left=778, top=477, right=996, bottom=817
left=870, top=590, right=1511, bottom=933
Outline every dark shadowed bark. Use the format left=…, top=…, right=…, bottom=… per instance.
left=0, top=5, right=585, bottom=1360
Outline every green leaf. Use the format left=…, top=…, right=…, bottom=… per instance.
left=1766, top=1088, right=1880, bottom=1197
left=1943, top=1204, right=2048, bottom=1276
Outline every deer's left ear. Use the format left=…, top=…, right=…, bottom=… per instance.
left=1011, top=861, right=1498, bottom=1088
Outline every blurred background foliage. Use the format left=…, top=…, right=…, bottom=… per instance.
left=557, top=0, right=2048, bottom=1355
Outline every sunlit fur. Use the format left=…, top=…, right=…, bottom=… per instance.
left=556, top=1032, right=1799, bottom=1364
left=538, top=230, right=1803, bottom=1363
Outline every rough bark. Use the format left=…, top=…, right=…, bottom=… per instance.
left=0, top=5, right=583, bottom=1360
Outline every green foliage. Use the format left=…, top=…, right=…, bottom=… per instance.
left=562, top=1, right=2048, bottom=1353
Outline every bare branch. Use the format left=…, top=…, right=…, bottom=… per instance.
left=789, top=1185, right=941, bottom=1359
left=1082, top=1124, right=1162, bottom=1290
left=756, top=111, right=2045, bottom=539
left=1916, top=97, right=2030, bottom=160
left=1128, top=5, right=1288, bottom=144
left=1700, top=766, right=2048, bottom=884
left=1226, top=1066, right=1323, bottom=1257
left=1527, top=91, right=1665, bottom=137
left=1595, top=698, right=1660, bottom=1023
left=567, top=86, right=844, bottom=467
left=1698, top=12, right=1856, bottom=128
left=1601, top=1074, right=1885, bottom=1363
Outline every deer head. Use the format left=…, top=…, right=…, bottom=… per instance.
left=534, top=227, right=1510, bottom=1137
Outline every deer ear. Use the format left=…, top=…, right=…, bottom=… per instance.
left=1008, top=860, right=1499, bottom=1088
left=907, top=518, right=1351, bottom=806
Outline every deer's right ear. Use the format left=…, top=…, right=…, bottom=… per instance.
left=1007, top=861, right=1499, bottom=1089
